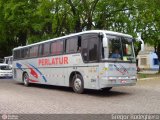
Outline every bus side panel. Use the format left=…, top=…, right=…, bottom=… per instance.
left=82, top=65, right=100, bottom=90
left=13, top=68, right=23, bottom=83
left=13, top=60, right=22, bottom=82
left=13, top=54, right=101, bottom=90
left=67, top=65, right=100, bottom=90
left=66, top=54, right=100, bottom=90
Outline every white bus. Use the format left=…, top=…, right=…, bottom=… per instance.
left=12, top=30, right=144, bottom=93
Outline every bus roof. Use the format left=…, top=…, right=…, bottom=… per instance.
left=13, top=30, right=133, bottom=50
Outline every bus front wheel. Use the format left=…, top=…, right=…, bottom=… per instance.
left=103, top=87, right=112, bottom=92
left=23, top=73, right=30, bottom=86
left=72, top=74, right=84, bottom=94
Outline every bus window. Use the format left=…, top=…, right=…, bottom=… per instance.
left=108, top=36, right=122, bottom=59
left=51, top=40, right=63, bottom=55
left=29, top=45, right=38, bottom=58
left=121, top=37, right=135, bottom=61
left=66, top=36, right=78, bottom=53
left=21, top=48, right=29, bottom=58
left=88, top=37, right=98, bottom=61
left=43, top=42, right=50, bottom=56
left=82, top=34, right=99, bottom=62
left=56, top=41, right=63, bottom=54
left=14, top=50, right=21, bottom=59
left=51, top=42, right=57, bottom=55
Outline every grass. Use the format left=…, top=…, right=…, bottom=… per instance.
left=137, top=72, right=160, bottom=79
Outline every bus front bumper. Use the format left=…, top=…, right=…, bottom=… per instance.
left=100, top=76, right=137, bottom=88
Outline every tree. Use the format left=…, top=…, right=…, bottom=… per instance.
left=133, top=0, right=160, bottom=72
left=0, top=0, right=159, bottom=71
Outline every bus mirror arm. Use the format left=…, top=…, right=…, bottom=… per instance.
left=102, top=33, right=108, bottom=48
left=136, top=37, right=144, bottom=51
left=103, top=38, right=108, bottom=48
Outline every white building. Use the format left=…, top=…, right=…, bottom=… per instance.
left=137, top=44, right=159, bottom=70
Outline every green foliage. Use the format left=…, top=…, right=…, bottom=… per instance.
left=0, top=0, right=159, bottom=60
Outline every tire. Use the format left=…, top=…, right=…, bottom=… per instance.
left=72, top=74, right=84, bottom=94
left=103, top=87, right=112, bottom=92
left=23, top=73, right=30, bottom=86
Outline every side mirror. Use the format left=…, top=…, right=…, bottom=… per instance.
left=136, top=36, right=144, bottom=51
left=103, top=37, right=108, bottom=48
left=141, top=42, right=144, bottom=51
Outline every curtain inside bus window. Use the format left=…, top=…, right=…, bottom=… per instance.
left=29, top=45, right=38, bottom=57
left=43, top=43, right=50, bottom=56
left=51, top=42, right=57, bottom=55
left=56, top=41, right=63, bottom=54
left=51, top=41, right=63, bottom=55
left=66, top=37, right=78, bottom=53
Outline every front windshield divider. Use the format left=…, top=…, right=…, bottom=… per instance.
left=120, top=37, right=124, bottom=61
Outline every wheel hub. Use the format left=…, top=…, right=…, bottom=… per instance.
left=74, top=78, right=82, bottom=91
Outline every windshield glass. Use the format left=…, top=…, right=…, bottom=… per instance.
left=102, top=35, right=135, bottom=62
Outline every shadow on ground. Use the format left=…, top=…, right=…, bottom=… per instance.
left=16, top=82, right=131, bottom=97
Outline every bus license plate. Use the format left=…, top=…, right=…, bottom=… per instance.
left=121, top=80, right=127, bottom=84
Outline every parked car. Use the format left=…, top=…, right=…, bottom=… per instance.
left=0, top=63, right=12, bottom=78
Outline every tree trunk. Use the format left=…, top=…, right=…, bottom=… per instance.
left=18, top=30, right=27, bottom=46
left=67, top=0, right=82, bottom=32
left=134, top=42, right=141, bottom=57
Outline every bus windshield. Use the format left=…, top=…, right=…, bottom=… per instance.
left=102, top=35, right=135, bottom=62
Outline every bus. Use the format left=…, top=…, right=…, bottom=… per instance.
left=12, top=30, right=144, bottom=93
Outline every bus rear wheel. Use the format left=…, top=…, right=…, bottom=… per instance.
left=23, top=73, right=30, bottom=86
left=72, top=74, right=84, bottom=94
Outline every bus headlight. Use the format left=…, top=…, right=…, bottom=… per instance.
left=108, top=76, right=117, bottom=80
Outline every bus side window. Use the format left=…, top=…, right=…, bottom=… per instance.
left=21, top=48, right=29, bottom=58
left=51, top=40, right=63, bottom=55
left=81, top=34, right=99, bottom=62
left=29, top=45, right=38, bottom=58
left=88, top=37, right=98, bottom=61
left=14, top=50, right=21, bottom=60
left=43, top=42, right=50, bottom=56
left=56, top=41, right=63, bottom=54
left=51, top=42, right=57, bottom=55
left=66, top=36, right=78, bottom=53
